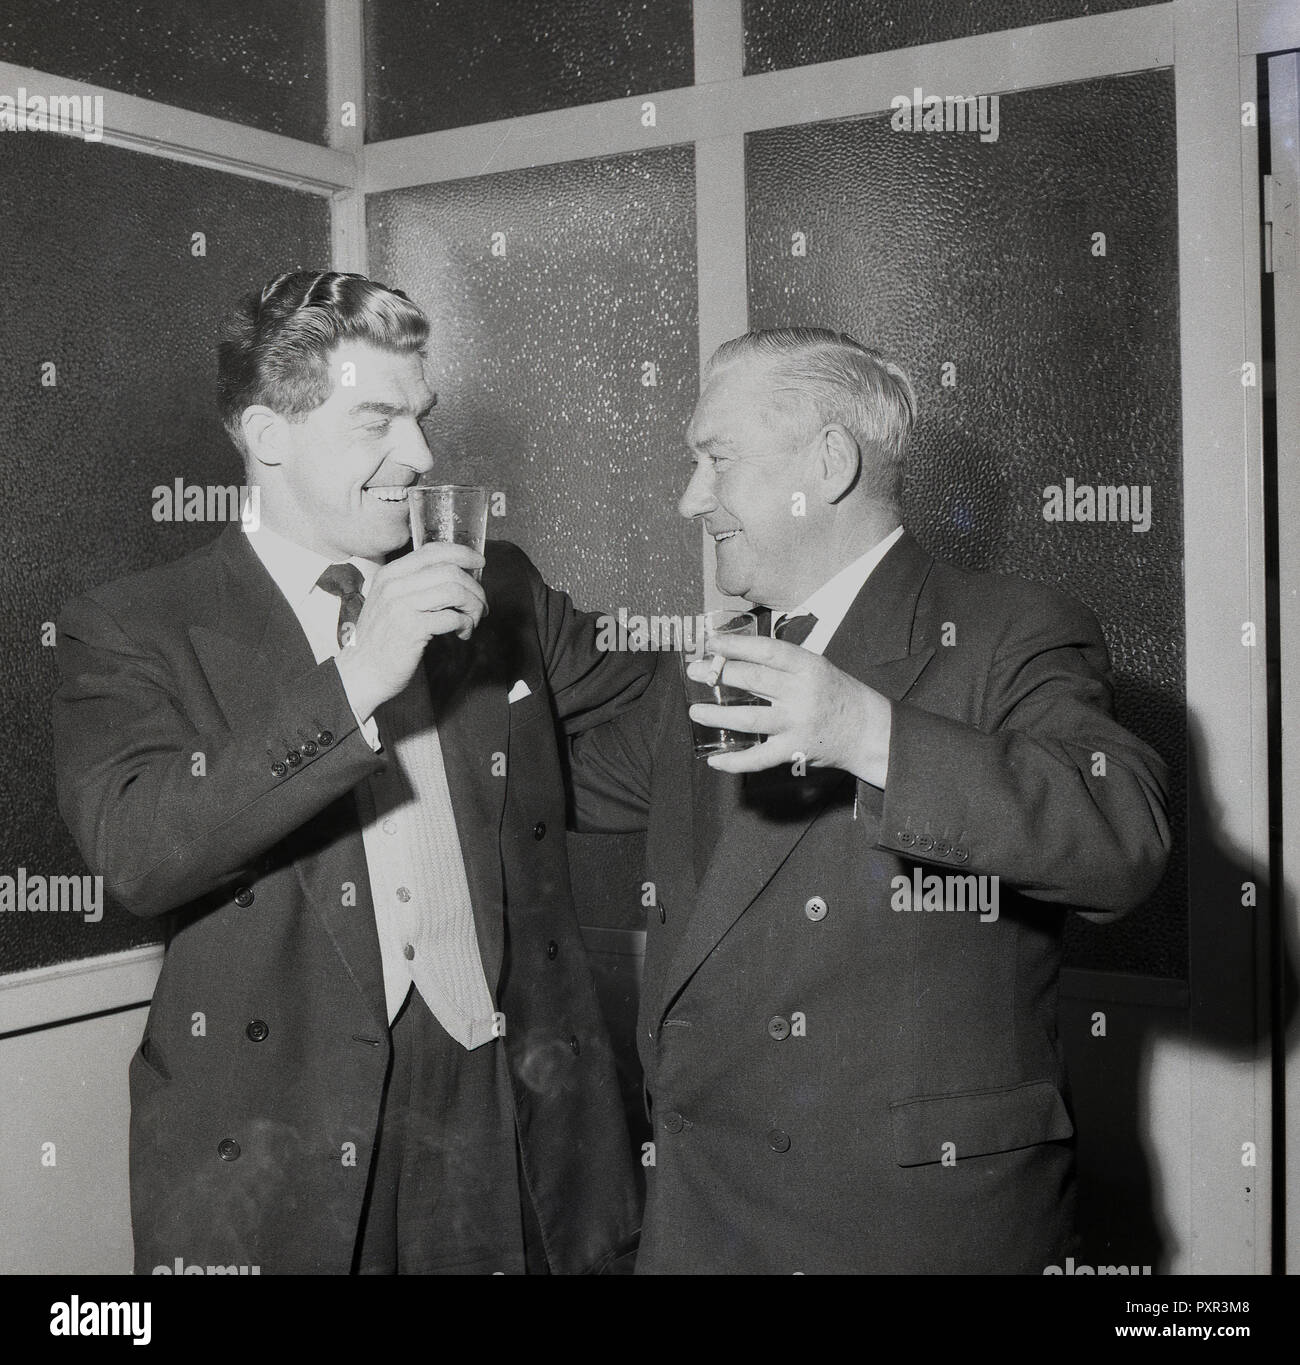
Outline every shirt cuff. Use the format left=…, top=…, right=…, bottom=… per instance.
left=357, top=713, right=381, bottom=751
left=336, top=663, right=382, bottom=751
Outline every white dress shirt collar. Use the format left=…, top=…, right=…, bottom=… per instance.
left=774, top=524, right=905, bottom=656
left=242, top=522, right=382, bottom=608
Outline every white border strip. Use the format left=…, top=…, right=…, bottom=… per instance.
left=1263, top=46, right=1300, bottom=1280
left=363, top=6, right=1173, bottom=192
left=0, top=59, right=356, bottom=194
left=1175, top=0, right=1272, bottom=1274
left=326, top=0, right=368, bottom=270
left=693, top=0, right=747, bottom=367
left=326, top=0, right=364, bottom=154
left=694, top=0, right=744, bottom=86
left=0, top=945, right=161, bottom=1036
left=693, top=0, right=748, bottom=615
left=1239, top=0, right=1300, bottom=55
left=696, top=133, right=749, bottom=616
left=331, top=190, right=369, bottom=275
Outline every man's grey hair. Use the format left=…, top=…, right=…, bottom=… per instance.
left=708, top=328, right=917, bottom=508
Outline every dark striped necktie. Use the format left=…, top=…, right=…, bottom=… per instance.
left=316, top=563, right=365, bottom=648
left=774, top=612, right=818, bottom=646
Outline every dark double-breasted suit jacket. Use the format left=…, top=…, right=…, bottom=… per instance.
left=52, top=525, right=646, bottom=1274
left=572, top=531, right=1171, bottom=1274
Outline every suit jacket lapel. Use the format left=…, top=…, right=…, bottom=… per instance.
left=188, top=525, right=318, bottom=693
left=186, top=526, right=389, bottom=1032
left=652, top=532, right=938, bottom=1022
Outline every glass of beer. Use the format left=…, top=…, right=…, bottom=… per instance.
left=677, top=609, right=765, bottom=758
left=408, top=484, right=490, bottom=580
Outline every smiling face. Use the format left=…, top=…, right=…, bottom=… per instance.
left=680, top=357, right=827, bottom=610
left=256, top=340, right=437, bottom=561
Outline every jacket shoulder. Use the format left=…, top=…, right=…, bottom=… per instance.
left=919, top=551, right=1103, bottom=644
left=483, top=537, right=534, bottom=579
left=482, top=537, right=548, bottom=609
left=59, top=535, right=230, bottom=632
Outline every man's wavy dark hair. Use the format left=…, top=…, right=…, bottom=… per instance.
left=217, top=270, right=429, bottom=454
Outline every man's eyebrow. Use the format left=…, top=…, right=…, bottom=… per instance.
left=348, top=401, right=403, bottom=419
left=347, top=395, right=439, bottom=420
left=690, top=433, right=731, bottom=453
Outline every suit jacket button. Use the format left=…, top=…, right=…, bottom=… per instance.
left=245, top=1019, right=269, bottom=1042
left=569, top=1034, right=581, bottom=1056
left=898, top=831, right=914, bottom=846
left=233, top=887, right=255, bottom=908
left=285, top=750, right=302, bottom=767
left=270, top=761, right=287, bottom=778
left=532, top=821, right=546, bottom=840
left=316, top=729, right=334, bottom=747
left=804, top=896, right=828, bottom=921
left=299, top=739, right=318, bottom=758
left=662, top=1111, right=684, bottom=1134
left=953, top=846, right=970, bottom=863
left=934, top=840, right=950, bottom=856
left=767, top=1016, right=791, bottom=1041
left=546, top=940, right=559, bottom=960
left=217, top=1138, right=241, bottom=1161
left=767, top=1129, right=791, bottom=1153
left=916, top=834, right=933, bottom=851
left=658, top=905, right=666, bottom=923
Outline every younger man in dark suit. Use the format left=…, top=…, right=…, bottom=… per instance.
left=572, top=328, right=1172, bottom=1273
left=53, top=270, right=647, bottom=1274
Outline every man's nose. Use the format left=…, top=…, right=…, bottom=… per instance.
left=397, top=422, right=436, bottom=477
left=678, top=462, right=715, bottom=520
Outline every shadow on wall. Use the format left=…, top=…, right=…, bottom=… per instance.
left=1066, top=712, right=1296, bottom=1274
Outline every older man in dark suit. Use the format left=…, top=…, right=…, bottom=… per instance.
left=572, top=327, right=1171, bottom=1273
left=52, top=270, right=647, bottom=1275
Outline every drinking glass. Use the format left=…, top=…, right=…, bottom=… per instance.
left=408, top=484, right=489, bottom=580
left=677, top=609, right=765, bottom=758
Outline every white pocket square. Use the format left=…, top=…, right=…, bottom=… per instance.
left=507, top=679, right=532, bottom=704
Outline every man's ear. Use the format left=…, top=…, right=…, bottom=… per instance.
left=817, top=424, right=862, bottom=504
left=240, top=405, right=288, bottom=472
